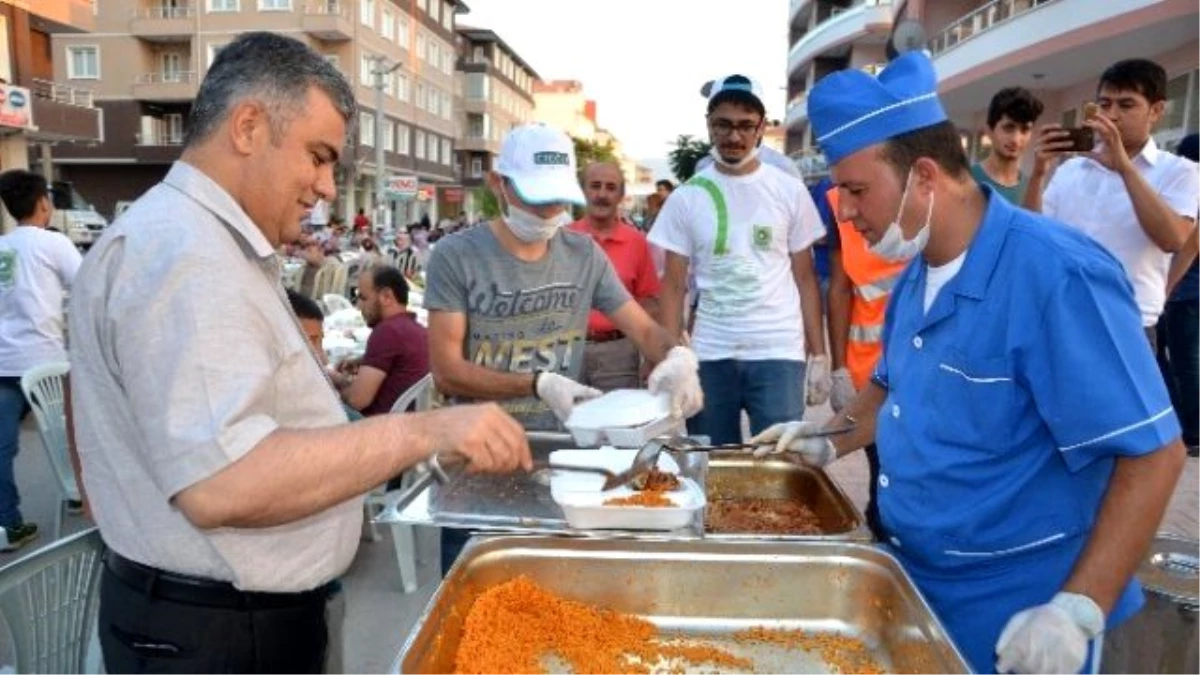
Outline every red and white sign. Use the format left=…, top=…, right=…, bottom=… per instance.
left=0, top=84, right=33, bottom=131
left=385, top=174, right=419, bottom=199
left=442, top=187, right=464, bottom=203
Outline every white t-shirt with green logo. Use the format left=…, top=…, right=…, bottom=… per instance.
left=648, top=163, right=824, bottom=361
left=0, top=225, right=82, bottom=376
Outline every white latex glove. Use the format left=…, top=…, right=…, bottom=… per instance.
left=805, top=354, right=832, bottom=406
left=647, top=346, right=704, bottom=419
left=995, top=592, right=1104, bottom=674
left=535, top=372, right=601, bottom=422
left=747, top=421, right=836, bottom=466
left=829, top=368, right=856, bottom=413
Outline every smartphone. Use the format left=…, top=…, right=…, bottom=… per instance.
left=1061, top=127, right=1095, bottom=152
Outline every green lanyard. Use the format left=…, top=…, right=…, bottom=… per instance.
left=686, top=176, right=730, bottom=256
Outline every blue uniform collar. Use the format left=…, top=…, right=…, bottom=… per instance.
left=903, top=185, right=1013, bottom=331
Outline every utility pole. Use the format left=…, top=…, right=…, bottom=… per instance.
left=371, top=54, right=405, bottom=231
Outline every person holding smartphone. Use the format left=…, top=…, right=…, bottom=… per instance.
left=1028, top=59, right=1198, bottom=349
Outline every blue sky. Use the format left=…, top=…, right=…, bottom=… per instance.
left=460, top=0, right=791, bottom=177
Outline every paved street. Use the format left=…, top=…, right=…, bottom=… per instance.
left=3, top=415, right=1197, bottom=672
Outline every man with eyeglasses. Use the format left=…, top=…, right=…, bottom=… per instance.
left=649, top=75, right=827, bottom=445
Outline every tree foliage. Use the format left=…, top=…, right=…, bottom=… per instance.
left=573, top=136, right=618, bottom=171
left=472, top=186, right=501, bottom=218
left=668, top=134, right=712, bottom=182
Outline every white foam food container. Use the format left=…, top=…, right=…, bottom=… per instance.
left=549, top=448, right=705, bottom=531
left=565, top=389, right=679, bottom=447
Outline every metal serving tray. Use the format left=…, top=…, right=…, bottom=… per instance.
left=395, top=536, right=969, bottom=674
left=373, top=432, right=708, bottom=539
left=705, top=454, right=871, bottom=541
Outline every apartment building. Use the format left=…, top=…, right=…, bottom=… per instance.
left=453, top=25, right=536, bottom=219
left=49, top=0, right=465, bottom=224
left=785, top=0, right=1199, bottom=180
left=0, top=0, right=102, bottom=231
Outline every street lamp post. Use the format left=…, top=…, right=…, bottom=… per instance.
left=371, top=55, right=404, bottom=231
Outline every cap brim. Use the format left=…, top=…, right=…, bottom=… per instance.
left=507, top=171, right=586, bottom=207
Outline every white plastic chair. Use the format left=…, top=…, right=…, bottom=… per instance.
left=0, top=527, right=103, bottom=673
left=322, top=293, right=354, bottom=314
left=363, top=374, right=434, bottom=594
left=20, top=362, right=80, bottom=540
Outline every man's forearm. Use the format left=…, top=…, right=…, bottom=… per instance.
left=174, top=411, right=451, bottom=529
left=433, top=359, right=538, bottom=401
left=1166, top=227, right=1199, bottom=297
left=1122, top=166, right=1191, bottom=252
left=1063, top=441, right=1186, bottom=613
left=829, top=381, right=885, bottom=457
left=1022, top=168, right=1048, bottom=212
left=793, top=257, right=825, bottom=356
left=637, top=296, right=660, bottom=323
left=827, top=279, right=852, bottom=371
left=659, top=279, right=686, bottom=340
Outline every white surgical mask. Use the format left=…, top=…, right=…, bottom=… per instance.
left=709, top=145, right=759, bottom=170
left=869, top=169, right=935, bottom=262
left=500, top=191, right=570, bottom=242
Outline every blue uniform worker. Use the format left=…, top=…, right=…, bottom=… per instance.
left=752, top=52, right=1187, bottom=674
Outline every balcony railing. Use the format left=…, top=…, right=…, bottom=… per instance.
left=30, top=79, right=94, bottom=108
left=129, top=5, right=196, bottom=19
left=303, top=1, right=349, bottom=17
left=136, top=71, right=197, bottom=84
left=928, top=0, right=1059, bottom=55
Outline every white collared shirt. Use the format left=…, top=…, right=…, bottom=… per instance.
left=69, top=161, right=358, bottom=592
left=1044, top=138, right=1199, bottom=325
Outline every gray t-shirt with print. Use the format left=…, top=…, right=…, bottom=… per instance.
left=424, top=224, right=632, bottom=430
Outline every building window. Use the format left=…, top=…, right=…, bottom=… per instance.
left=164, top=113, right=184, bottom=144
left=360, top=54, right=373, bottom=85
left=442, top=92, right=452, bottom=120
left=67, top=46, right=99, bottom=80
left=427, top=134, right=437, bottom=162
left=397, top=16, right=410, bottom=48
left=441, top=1, right=453, bottom=30
left=360, top=0, right=375, bottom=26
left=161, top=52, right=183, bottom=81
left=416, top=33, right=426, bottom=62
left=441, top=50, right=453, bottom=75
left=383, top=119, right=395, bottom=152
left=432, top=0, right=441, bottom=24
left=471, top=156, right=483, bottom=177
left=441, top=139, right=452, bottom=165
left=416, top=83, right=426, bottom=110
left=208, top=0, right=238, bottom=11
left=257, top=0, right=291, bottom=10
left=397, top=123, right=410, bottom=154
left=428, top=42, right=439, bottom=67
left=359, top=112, right=375, bottom=146
left=381, top=8, right=394, bottom=40
left=418, top=0, right=428, bottom=14
left=415, top=130, right=426, bottom=159
left=396, top=73, right=408, bottom=101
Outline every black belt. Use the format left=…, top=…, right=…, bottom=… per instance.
left=104, top=551, right=332, bottom=611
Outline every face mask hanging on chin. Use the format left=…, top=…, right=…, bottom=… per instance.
left=868, top=169, right=935, bottom=262
left=709, top=146, right=760, bottom=170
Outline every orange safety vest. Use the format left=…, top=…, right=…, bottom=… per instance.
left=826, top=187, right=907, bottom=391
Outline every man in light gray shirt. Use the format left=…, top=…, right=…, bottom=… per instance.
left=68, top=32, right=530, bottom=674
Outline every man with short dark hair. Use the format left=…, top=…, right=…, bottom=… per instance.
left=336, top=265, right=428, bottom=415
left=69, top=32, right=530, bottom=673
left=0, top=169, right=81, bottom=552
left=1031, top=58, right=1197, bottom=348
left=655, top=179, right=674, bottom=199
left=971, top=87, right=1044, bottom=204
left=650, top=74, right=828, bottom=445
left=570, top=161, right=661, bottom=391
left=755, top=52, right=1186, bottom=674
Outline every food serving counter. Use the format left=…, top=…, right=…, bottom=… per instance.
left=373, top=432, right=870, bottom=541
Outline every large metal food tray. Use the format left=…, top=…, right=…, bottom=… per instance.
left=705, top=454, right=871, bottom=541
left=395, top=536, right=968, bottom=673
